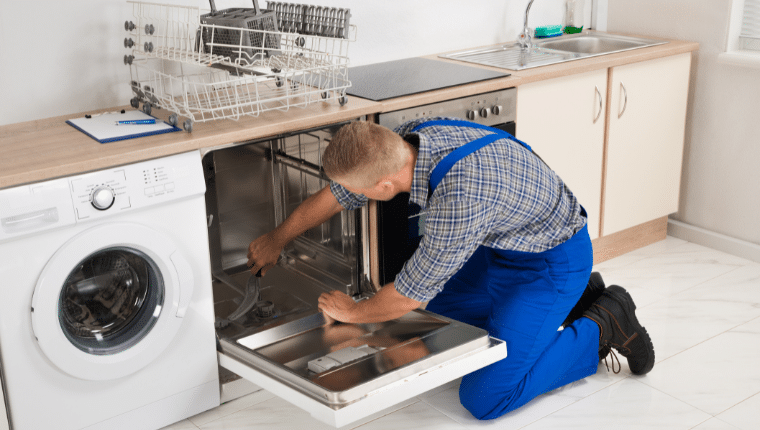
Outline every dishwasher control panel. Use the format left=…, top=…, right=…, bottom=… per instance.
left=378, top=88, right=517, bottom=130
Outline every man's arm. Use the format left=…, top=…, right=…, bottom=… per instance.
left=247, top=186, right=344, bottom=276
left=317, top=282, right=422, bottom=324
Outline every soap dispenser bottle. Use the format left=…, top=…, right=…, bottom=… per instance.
left=564, top=0, right=583, bottom=34
left=566, top=0, right=576, bottom=26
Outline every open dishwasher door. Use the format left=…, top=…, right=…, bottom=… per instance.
left=218, top=310, right=506, bottom=428
left=204, top=126, right=506, bottom=427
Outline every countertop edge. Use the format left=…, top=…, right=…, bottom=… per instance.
left=0, top=98, right=378, bottom=190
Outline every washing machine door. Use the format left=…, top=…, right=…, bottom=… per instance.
left=31, top=222, right=195, bottom=381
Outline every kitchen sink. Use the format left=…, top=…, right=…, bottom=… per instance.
left=440, top=32, right=668, bottom=71
left=537, top=33, right=667, bottom=55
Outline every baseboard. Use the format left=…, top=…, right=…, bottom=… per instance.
left=668, top=219, right=760, bottom=263
left=592, top=216, right=668, bottom=265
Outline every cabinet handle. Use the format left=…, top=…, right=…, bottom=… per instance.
left=594, top=85, right=602, bottom=124
left=619, top=82, right=628, bottom=118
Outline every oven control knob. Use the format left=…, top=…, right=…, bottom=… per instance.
left=492, top=105, right=503, bottom=115
left=91, top=186, right=115, bottom=210
left=480, top=107, right=490, bottom=119
left=466, top=110, right=478, bottom=120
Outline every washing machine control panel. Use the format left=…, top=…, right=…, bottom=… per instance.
left=69, top=152, right=205, bottom=222
left=71, top=170, right=131, bottom=220
left=0, top=152, right=205, bottom=241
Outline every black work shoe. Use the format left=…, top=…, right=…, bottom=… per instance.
left=583, top=285, right=655, bottom=375
left=562, top=272, right=606, bottom=328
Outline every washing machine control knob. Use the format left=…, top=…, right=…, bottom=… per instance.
left=91, top=186, right=115, bottom=210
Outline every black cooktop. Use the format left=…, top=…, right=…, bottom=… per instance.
left=345, top=57, right=510, bottom=101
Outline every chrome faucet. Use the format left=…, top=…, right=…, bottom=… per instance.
left=518, top=0, right=536, bottom=50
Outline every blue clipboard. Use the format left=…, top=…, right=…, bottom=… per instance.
left=66, top=110, right=182, bottom=144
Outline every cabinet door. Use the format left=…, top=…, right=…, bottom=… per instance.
left=517, top=69, right=607, bottom=239
left=602, top=53, right=691, bottom=235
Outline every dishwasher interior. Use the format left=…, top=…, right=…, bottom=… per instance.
left=201, top=122, right=504, bottom=421
left=204, top=122, right=368, bottom=335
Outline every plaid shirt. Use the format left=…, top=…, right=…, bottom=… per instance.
left=330, top=117, right=586, bottom=302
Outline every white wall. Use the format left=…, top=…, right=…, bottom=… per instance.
left=0, top=0, right=593, bottom=126
left=607, top=0, right=760, bottom=247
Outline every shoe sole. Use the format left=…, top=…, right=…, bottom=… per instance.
left=605, top=285, right=655, bottom=375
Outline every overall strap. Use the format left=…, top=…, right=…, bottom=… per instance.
left=410, top=119, right=538, bottom=194
left=429, top=133, right=503, bottom=192
left=410, top=119, right=533, bottom=152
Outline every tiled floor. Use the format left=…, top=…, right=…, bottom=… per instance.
left=163, top=237, right=760, bottom=430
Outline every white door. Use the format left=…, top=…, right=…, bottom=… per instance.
left=516, top=69, right=608, bottom=239
left=31, top=222, right=195, bottom=381
left=602, top=53, right=691, bottom=235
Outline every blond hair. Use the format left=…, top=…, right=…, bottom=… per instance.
left=323, top=121, right=409, bottom=187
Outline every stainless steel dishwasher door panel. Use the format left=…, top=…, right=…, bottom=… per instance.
left=217, top=310, right=507, bottom=427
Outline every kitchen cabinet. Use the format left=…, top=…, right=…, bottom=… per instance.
left=516, top=69, right=608, bottom=240
left=516, top=53, right=691, bottom=241
left=602, top=53, right=691, bottom=235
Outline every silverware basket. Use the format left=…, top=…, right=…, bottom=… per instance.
left=200, top=0, right=281, bottom=61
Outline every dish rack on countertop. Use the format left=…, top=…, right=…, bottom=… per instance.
left=123, top=0, right=355, bottom=132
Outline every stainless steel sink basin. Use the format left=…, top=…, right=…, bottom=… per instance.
left=537, top=34, right=666, bottom=55
left=440, top=32, right=668, bottom=71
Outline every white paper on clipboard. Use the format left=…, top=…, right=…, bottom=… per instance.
left=66, top=110, right=181, bottom=143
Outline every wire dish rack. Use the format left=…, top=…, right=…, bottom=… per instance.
left=124, top=1, right=355, bottom=132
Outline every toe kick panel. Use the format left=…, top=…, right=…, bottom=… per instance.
left=218, top=311, right=506, bottom=427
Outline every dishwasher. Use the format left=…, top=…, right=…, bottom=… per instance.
left=202, top=119, right=507, bottom=427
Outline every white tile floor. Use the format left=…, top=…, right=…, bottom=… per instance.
left=163, top=237, right=760, bottom=430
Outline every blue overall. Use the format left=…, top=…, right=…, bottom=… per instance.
left=408, top=120, right=599, bottom=419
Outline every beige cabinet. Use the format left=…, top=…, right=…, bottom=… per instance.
left=516, top=69, right=608, bottom=239
left=517, top=53, right=691, bottom=240
left=602, top=53, right=692, bottom=235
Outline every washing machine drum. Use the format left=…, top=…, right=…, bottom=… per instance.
left=59, top=247, right=163, bottom=356
left=32, top=223, right=194, bottom=381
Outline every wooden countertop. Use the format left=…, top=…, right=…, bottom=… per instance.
left=0, top=96, right=378, bottom=190
left=0, top=32, right=698, bottom=190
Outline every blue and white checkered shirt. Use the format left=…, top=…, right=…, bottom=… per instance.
left=330, top=117, right=586, bottom=302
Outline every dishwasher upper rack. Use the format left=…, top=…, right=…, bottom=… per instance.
left=123, top=1, right=355, bottom=132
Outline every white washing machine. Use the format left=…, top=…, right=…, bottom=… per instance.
left=0, top=151, right=220, bottom=430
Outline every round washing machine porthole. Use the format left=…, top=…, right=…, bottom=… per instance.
left=31, top=223, right=194, bottom=381
left=58, top=247, right=165, bottom=356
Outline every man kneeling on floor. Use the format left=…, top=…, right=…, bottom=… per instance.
left=246, top=119, right=655, bottom=419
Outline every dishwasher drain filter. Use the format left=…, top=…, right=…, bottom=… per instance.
left=308, top=344, right=383, bottom=374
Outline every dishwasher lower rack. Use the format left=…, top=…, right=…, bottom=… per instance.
left=128, top=56, right=349, bottom=130
left=124, top=1, right=355, bottom=131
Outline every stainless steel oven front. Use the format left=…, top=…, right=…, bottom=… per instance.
left=202, top=114, right=507, bottom=428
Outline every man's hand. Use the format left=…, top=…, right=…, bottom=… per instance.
left=317, top=290, right=359, bottom=322
left=246, top=186, right=345, bottom=277
left=246, top=232, right=283, bottom=277
left=318, top=283, right=422, bottom=324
